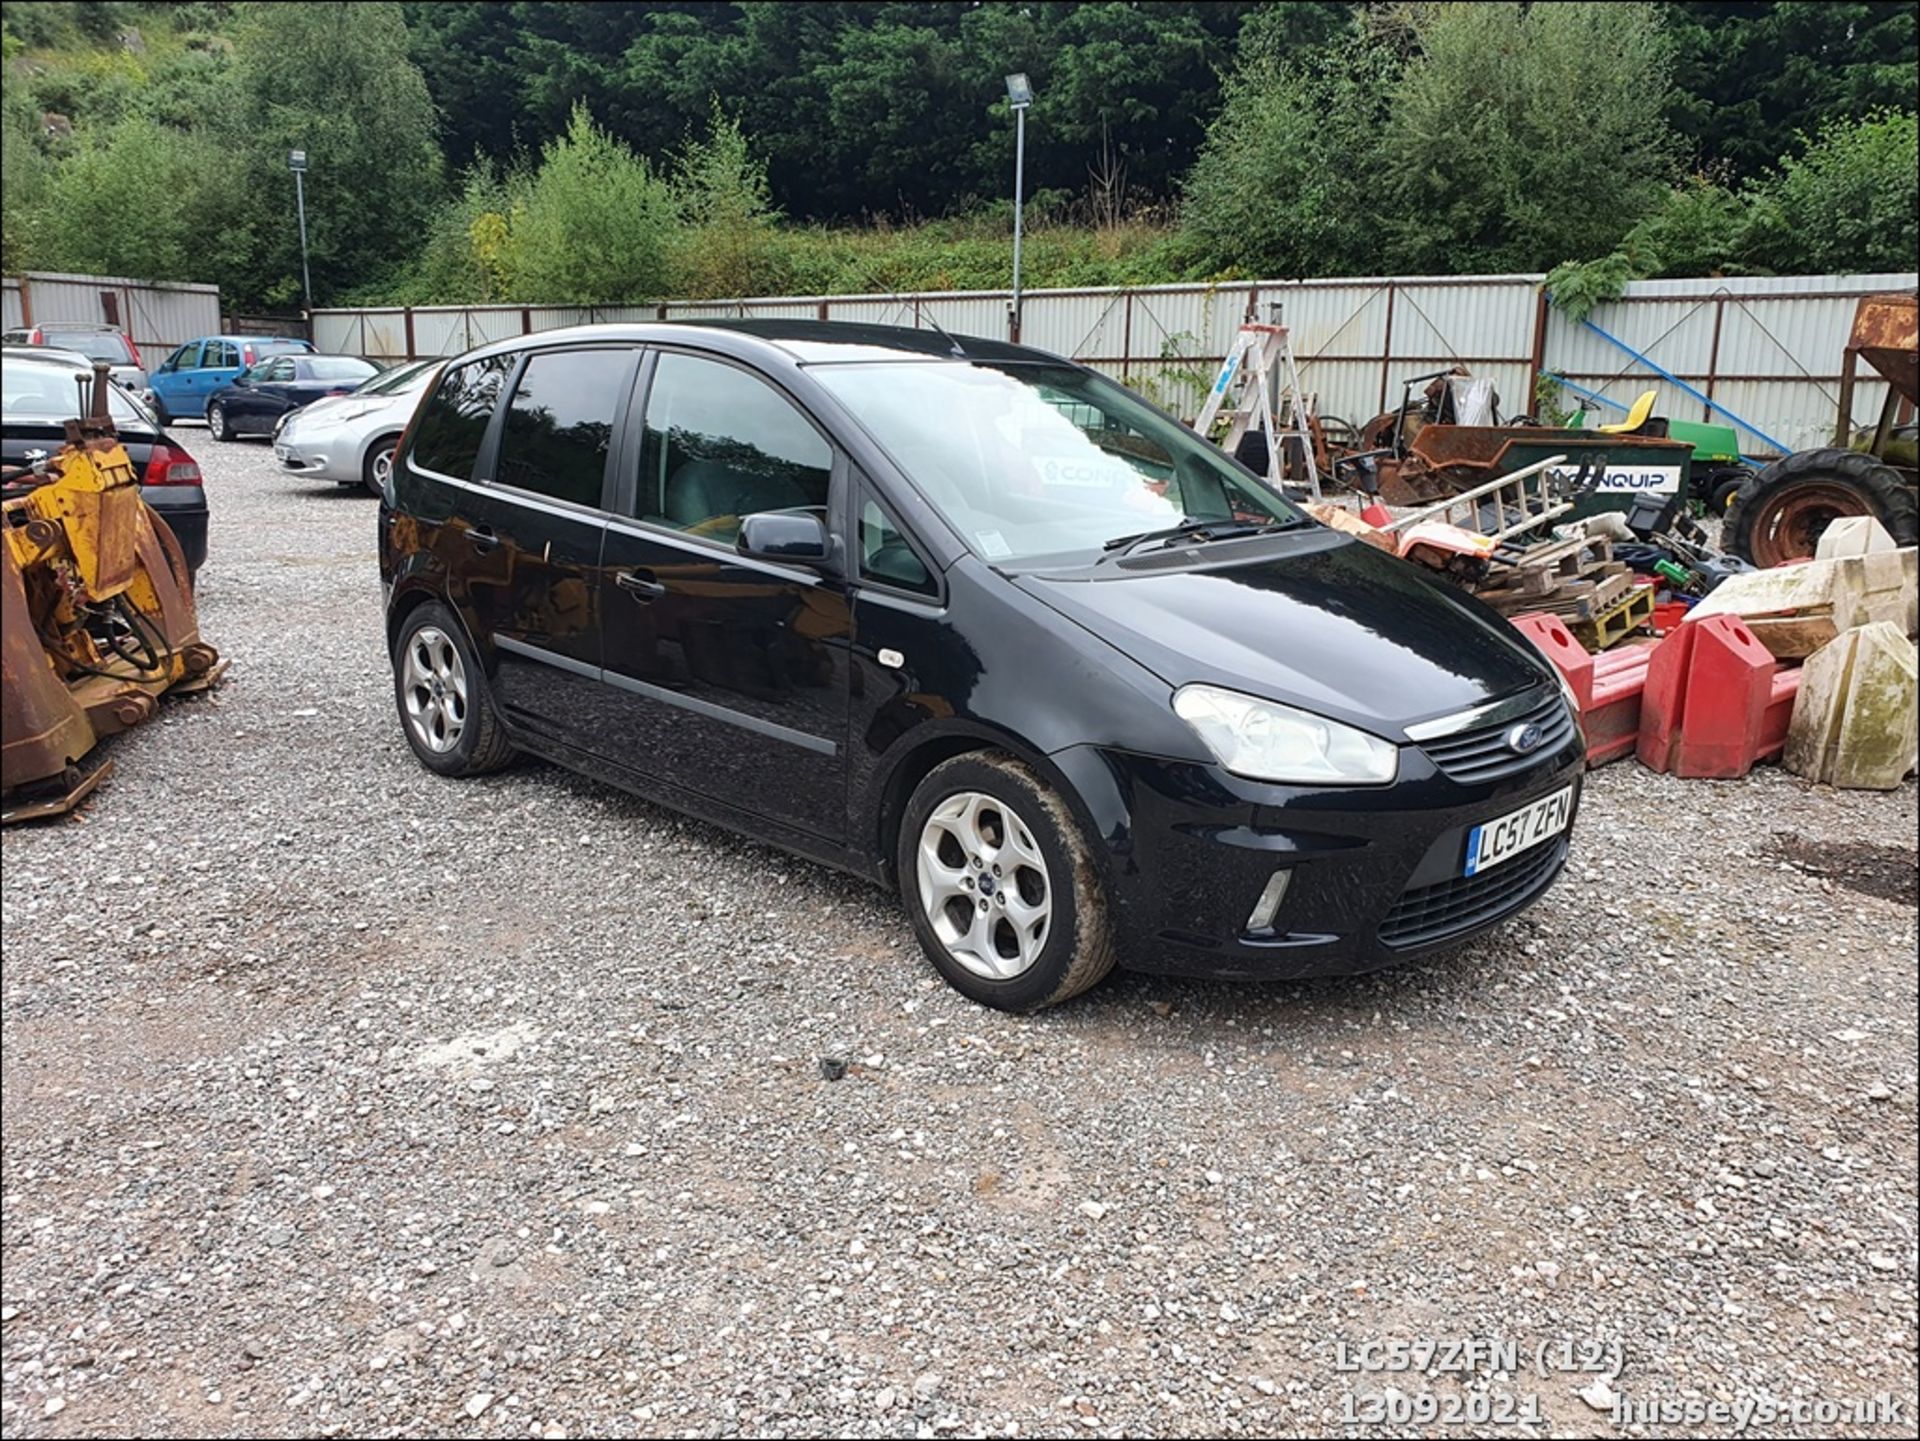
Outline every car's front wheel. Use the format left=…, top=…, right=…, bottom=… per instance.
left=206, top=401, right=235, bottom=442
left=897, top=752, right=1117, bottom=1011
left=363, top=433, right=400, bottom=495
left=391, top=602, right=516, bottom=777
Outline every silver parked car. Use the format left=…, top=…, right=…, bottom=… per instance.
left=272, top=357, right=443, bottom=490
left=3, top=322, right=149, bottom=396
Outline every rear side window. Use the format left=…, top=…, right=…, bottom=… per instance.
left=636, top=352, right=831, bottom=542
left=305, top=357, right=378, bottom=382
left=493, top=349, right=630, bottom=508
left=208, top=341, right=240, bottom=369
left=410, top=355, right=510, bottom=480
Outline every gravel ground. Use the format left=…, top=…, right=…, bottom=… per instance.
left=3, top=433, right=1916, bottom=1439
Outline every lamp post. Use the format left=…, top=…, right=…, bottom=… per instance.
left=288, top=149, right=312, bottom=317
left=1004, top=73, right=1033, bottom=343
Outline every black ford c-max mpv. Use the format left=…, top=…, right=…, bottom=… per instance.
left=377, top=320, right=1582, bottom=1011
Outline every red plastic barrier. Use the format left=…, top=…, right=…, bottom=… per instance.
left=1511, top=613, right=1655, bottom=767
left=1637, top=614, right=1798, bottom=778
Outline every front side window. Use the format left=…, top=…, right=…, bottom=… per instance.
left=813, top=361, right=1301, bottom=566
left=636, top=352, right=832, bottom=543
left=492, top=348, right=629, bottom=508
left=409, top=354, right=510, bottom=481
left=161, top=344, right=197, bottom=372
left=257, top=358, right=296, bottom=382
left=858, top=496, right=935, bottom=595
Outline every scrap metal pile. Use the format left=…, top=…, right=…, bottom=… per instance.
left=1211, top=298, right=1920, bottom=791
left=1, top=363, right=225, bottom=821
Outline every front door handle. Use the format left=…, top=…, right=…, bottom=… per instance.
left=461, top=524, right=498, bottom=553
left=616, top=569, right=666, bottom=601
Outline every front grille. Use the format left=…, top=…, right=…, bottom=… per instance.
left=1378, top=838, right=1566, bottom=950
left=1420, top=692, right=1575, bottom=785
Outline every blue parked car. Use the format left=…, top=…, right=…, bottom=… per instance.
left=146, top=335, right=314, bottom=426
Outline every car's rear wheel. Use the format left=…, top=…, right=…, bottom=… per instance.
left=149, top=395, right=171, bottom=426
left=363, top=433, right=400, bottom=495
left=392, top=602, right=515, bottom=777
left=897, top=753, right=1116, bottom=1011
left=206, top=402, right=235, bottom=442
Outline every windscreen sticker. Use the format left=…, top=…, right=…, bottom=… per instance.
left=975, top=530, right=1013, bottom=558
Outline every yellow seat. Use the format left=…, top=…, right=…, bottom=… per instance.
left=1598, top=389, right=1657, bottom=434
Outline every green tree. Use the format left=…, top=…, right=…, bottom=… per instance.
left=225, top=0, right=444, bottom=307
left=1, top=43, right=52, bottom=271
left=1180, top=13, right=1396, bottom=279
left=33, top=114, right=243, bottom=282
left=1383, top=2, right=1676, bottom=274
left=503, top=103, right=677, bottom=303
left=1743, top=108, right=1920, bottom=274
left=1662, top=2, right=1918, bottom=181
left=671, top=101, right=781, bottom=298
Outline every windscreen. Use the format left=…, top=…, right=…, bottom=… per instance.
left=45, top=330, right=134, bottom=365
left=3, top=364, right=152, bottom=428
left=812, top=361, right=1300, bottom=566
left=357, top=359, right=439, bottom=396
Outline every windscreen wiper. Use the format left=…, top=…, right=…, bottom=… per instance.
left=1098, top=516, right=1306, bottom=562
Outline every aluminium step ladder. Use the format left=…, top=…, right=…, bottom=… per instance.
left=1194, top=319, right=1321, bottom=500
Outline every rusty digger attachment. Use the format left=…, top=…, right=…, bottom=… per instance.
left=1, top=362, right=225, bottom=822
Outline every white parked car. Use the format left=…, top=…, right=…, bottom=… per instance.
left=272, top=358, right=443, bottom=491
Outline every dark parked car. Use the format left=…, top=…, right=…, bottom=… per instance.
left=2, top=350, right=208, bottom=577
left=377, top=321, right=1582, bottom=1011
left=206, top=353, right=380, bottom=440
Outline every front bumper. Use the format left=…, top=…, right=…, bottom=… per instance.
left=1051, top=720, right=1583, bottom=980
left=273, top=430, right=355, bottom=482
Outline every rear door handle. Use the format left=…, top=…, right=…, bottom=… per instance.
left=461, top=524, right=498, bottom=553
left=616, top=569, right=666, bottom=601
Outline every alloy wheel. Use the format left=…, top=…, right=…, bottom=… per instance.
left=400, top=625, right=468, bottom=753
left=915, top=791, right=1052, bottom=980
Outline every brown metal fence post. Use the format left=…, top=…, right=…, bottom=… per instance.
left=1703, top=295, right=1726, bottom=422
left=404, top=307, right=416, bottom=360
left=521, top=306, right=532, bottom=336
left=1378, top=281, right=1398, bottom=414
left=1526, top=287, right=1550, bottom=414
left=17, top=276, right=32, bottom=328
left=1120, top=291, right=1133, bottom=384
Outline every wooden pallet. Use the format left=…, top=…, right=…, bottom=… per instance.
left=1473, top=534, right=1630, bottom=617
left=1569, top=582, right=1656, bottom=649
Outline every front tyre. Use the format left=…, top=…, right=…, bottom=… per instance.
left=897, top=753, right=1116, bottom=1011
left=391, top=602, right=516, bottom=777
left=363, top=433, right=400, bottom=495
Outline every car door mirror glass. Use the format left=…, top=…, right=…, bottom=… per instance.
left=738, top=510, right=829, bottom=564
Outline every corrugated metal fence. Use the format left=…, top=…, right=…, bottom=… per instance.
left=313, top=271, right=1917, bottom=457
left=2, top=270, right=222, bottom=363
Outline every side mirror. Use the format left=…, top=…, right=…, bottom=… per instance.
left=737, top=510, right=829, bottom=565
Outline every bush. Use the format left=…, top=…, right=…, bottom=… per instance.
left=1743, top=109, right=1919, bottom=275
left=503, top=103, right=677, bottom=303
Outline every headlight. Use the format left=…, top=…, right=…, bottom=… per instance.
left=1172, top=684, right=1399, bottom=785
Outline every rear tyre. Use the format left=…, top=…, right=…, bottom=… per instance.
left=896, top=753, right=1117, bottom=1012
left=206, top=401, right=236, bottom=442
left=1725, top=448, right=1917, bottom=565
left=149, top=396, right=172, bottom=426
left=391, top=602, right=516, bottom=778
left=362, top=433, right=400, bottom=495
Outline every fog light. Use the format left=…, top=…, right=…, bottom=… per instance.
left=1245, top=869, right=1292, bottom=933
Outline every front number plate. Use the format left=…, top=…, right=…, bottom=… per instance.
left=1464, top=785, right=1573, bottom=878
